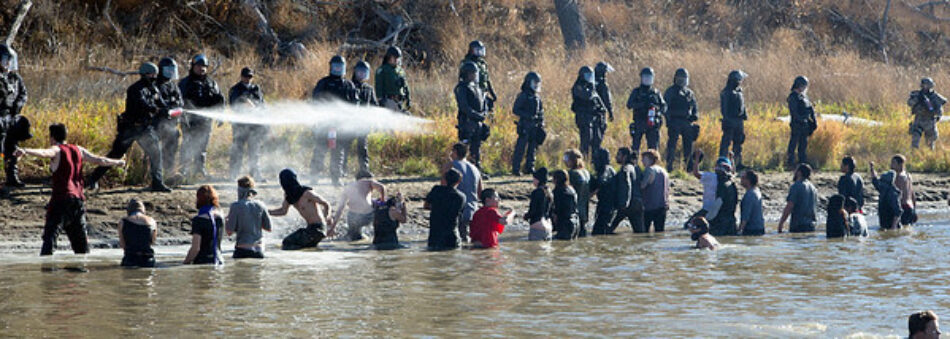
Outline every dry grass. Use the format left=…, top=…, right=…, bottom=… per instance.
left=10, top=0, right=950, bottom=183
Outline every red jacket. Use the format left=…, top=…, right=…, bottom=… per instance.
left=470, top=206, right=505, bottom=248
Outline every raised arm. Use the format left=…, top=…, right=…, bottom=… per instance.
left=370, top=180, right=386, bottom=201
left=80, top=147, right=125, bottom=167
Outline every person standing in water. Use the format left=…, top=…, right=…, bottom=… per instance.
left=183, top=185, right=225, bottom=265
left=15, top=123, right=125, bottom=255
left=552, top=169, right=579, bottom=240
left=845, top=197, right=868, bottom=237
left=825, top=194, right=849, bottom=238
left=778, top=163, right=819, bottom=233
left=640, top=149, right=669, bottom=233
left=891, top=154, right=917, bottom=227
left=870, top=160, right=903, bottom=230
left=425, top=168, right=466, bottom=250
left=373, top=192, right=407, bottom=250
left=837, top=156, right=864, bottom=211
left=738, top=170, right=765, bottom=236
left=270, top=169, right=334, bottom=250
left=469, top=188, right=514, bottom=248
left=590, top=148, right=616, bottom=235
left=524, top=168, right=553, bottom=241
left=564, top=149, right=590, bottom=237
left=329, top=170, right=386, bottom=241
left=441, top=143, right=482, bottom=243
left=118, top=199, right=157, bottom=267
left=225, top=176, right=272, bottom=259
left=609, top=147, right=644, bottom=234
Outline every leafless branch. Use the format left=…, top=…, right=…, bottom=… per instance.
left=86, top=66, right=137, bottom=77
left=903, top=0, right=950, bottom=21
left=4, top=0, right=33, bottom=46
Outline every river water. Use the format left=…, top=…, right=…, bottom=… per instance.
left=0, top=216, right=947, bottom=338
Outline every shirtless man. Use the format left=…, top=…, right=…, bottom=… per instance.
left=270, top=168, right=334, bottom=250
left=330, top=170, right=385, bottom=241
left=687, top=216, right=720, bottom=250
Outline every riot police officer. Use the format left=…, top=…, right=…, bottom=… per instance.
left=663, top=68, right=699, bottom=171
left=0, top=44, right=30, bottom=188
left=594, top=61, right=615, bottom=122
left=311, top=55, right=358, bottom=186
left=786, top=76, right=817, bottom=166
left=155, top=57, right=183, bottom=176
left=511, top=72, right=545, bottom=176
left=908, top=77, right=946, bottom=150
left=178, top=54, right=224, bottom=179
left=228, top=67, right=267, bottom=180
left=347, top=60, right=377, bottom=176
left=459, top=40, right=498, bottom=112
left=375, top=46, right=411, bottom=112
left=87, top=62, right=171, bottom=192
left=627, top=67, right=666, bottom=151
left=571, top=66, right=607, bottom=157
left=455, top=61, right=489, bottom=170
left=720, top=70, right=748, bottom=169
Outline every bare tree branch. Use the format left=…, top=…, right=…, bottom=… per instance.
left=86, top=66, right=137, bottom=77
left=4, top=0, right=33, bottom=46
left=903, top=0, right=950, bottom=21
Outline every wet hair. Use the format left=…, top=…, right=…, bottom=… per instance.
left=453, top=143, right=468, bottom=159
left=842, top=156, right=856, bottom=173
left=356, top=169, right=373, bottom=180
left=743, top=170, right=759, bottom=187
left=126, top=199, right=145, bottom=216
left=844, top=197, right=859, bottom=212
left=827, top=194, right=845, bottom=216
left=796, top=163, right=812, bottom=180
left=480, top=188, right=498, bottom=203
left=444, top=168, right=462, bottom=187
left=629, top=149, right=640, bottom=164
left=909, top=310, right=939, bottom=337
left=689, top=216, right=709, bottom=240
left=552, top=169, right=570, bottom=188
left=196, top=185, right=220, bottom=210
left=49, top=123, right=68, bottom=143
left=564, top=148, right=585, bottom=169
left=892, top=154, right=906, bottom=167
left=641, top=149, right=661, bottom=165
left=237, top=176, right=255, bottom=188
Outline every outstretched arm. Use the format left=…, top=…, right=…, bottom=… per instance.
left=14, top=146, right=58, bottom=159
left=269, top=200, right=291, bottom=216
left=370, top=180, right=386, bottom=201
left=80, top=147, right=125, bottom=167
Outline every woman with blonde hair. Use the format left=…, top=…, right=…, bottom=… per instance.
left=564, top=148, right=591, bottom=237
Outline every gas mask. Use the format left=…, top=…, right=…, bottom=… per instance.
left=0, top=54, right=16, bottom=72
left=474, top=46, right=486, bottom=57
left=330, top=62, right=346, bottom=77
left=641, top=74, right=654, bottom=87
left=161, top=65, right=179, bottom=80
left=582, top=72, right=594, bottom=84
left=530, top=80, right=540, bottom=93
left=355, top=69, right=369, bottom=82
left=674, top=76, right=688, bottom=87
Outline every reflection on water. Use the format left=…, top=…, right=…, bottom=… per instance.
left=1, top=219, right=948, bottom=337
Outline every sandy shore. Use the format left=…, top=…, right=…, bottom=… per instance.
left=0, top=171, right=947, bottom=252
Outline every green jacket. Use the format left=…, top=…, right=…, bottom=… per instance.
left=460, top=55, right=493, bottom=94
left=375, top=63, right=410, bottom=102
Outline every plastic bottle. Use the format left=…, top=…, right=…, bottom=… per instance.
left=328, top=129, right=337, bottom=149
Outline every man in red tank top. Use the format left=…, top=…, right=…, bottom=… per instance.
left=14, top=124, right=125, bottom=255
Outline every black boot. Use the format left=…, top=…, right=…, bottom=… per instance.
left=5, top=157, right=24, bottom=188
left=149, top=182, right=172, bottom=193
